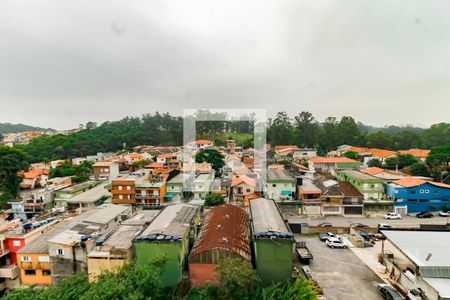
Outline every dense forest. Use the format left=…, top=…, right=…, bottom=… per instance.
left=0, top=123, right=54, bottom=134
left=12, top=111, right=450, bottom=163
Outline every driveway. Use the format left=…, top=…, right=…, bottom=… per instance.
left=288, top=214, right=448, bottom=228
left=299, top=236, right=383, bottom=300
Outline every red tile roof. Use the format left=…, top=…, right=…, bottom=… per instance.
left=231, top=175, right=256, bottom=187
left=22, top=170, right=46, bottom=179
left=398, top=149, right=431, bottom=158
left=193, top=139, right=213, bottom=145
left=157, top=153, right=177, bottom=159
left=309, top=157, right=358, bottom=164
left=392, top=176, right=427, bottom=188
left=360, top=167, right=385, bottom=175
left=189, top=204, right=250, bottom=261
left=145, top=162, right=164, bottom=168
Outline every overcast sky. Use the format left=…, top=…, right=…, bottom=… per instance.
left=1, top=0, right=450, bottom=130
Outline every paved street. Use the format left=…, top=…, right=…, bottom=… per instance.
left=300, top=236, right=383, bottom=300
left=287, top=214, right=449, bottom=228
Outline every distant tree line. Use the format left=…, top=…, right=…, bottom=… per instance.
left=267, top=111, right=450, bottom=154
left=9, top=111, right=450, bottom=164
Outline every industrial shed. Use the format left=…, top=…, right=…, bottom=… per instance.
left=134, top=204, right=200, bottom=287
left=249, top=198, right=294, bottom=284
left=188, top=204, right=250, bottom=287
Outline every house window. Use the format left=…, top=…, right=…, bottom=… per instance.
left=411, top=191, right=416, bottom=194
left=246, top=189, right=251, bottom=193
left=38, top=256, right=50, bottom=262
left=119, top=195, right=123, bottom=199
left=24, top=270, right=36, bottom=276
left=20, top=256, right=31, bottom=262
left=118, top=186, right=123, bottom=191
left=42, top=270, right=51, bottom=276
left=56, top=249, right=64, bottom=256
left=126, top=186, right=131, bottom=190
left=13, top=240, right=21, bottom=247
left=272, top=184, right=276, bottom=188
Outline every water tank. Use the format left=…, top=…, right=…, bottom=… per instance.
left=80, top=235, right=89, bottom=243
left=95, top=240, right=104, bottom=246
left=22, top=223, right=32, bottom=230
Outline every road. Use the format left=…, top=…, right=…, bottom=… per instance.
left=299, top=236, right=383, bottom=300
left=287, top=214, right=449, bottom=228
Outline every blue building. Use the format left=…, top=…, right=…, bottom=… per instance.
left=386, top=177, right=450, bottom=214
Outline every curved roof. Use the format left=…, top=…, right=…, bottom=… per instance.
left=189, top=204, right=250, bottom=261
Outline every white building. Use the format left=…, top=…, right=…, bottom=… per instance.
left=382, top=231, right=450, bottom=300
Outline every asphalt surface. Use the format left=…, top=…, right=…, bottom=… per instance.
left=300, top=236, right=383, bottom=300
left=287, top=214, right=450, bottom=228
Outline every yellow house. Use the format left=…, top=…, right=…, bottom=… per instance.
left=87, top=225, right=144, bottom=282
left=16, top=220, right=71, bottom=286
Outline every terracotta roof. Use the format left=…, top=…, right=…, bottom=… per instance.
left=128, top=153, right=142, bottom=159
left=193, top=139, right=212, bottom=145
left=429, top=181, right=450, bottom=189
left=338, top=181, right=363, bottom=197
left=157, top=153, right=177, bottom=159
left=392, top=176, right=427, bottom=188
left=292, top=162, right=309, bottom=171
left=348, top=147, right=396, bottom=158
left=189, top=204, right=250, bottom=261
left=231, top=175, right=256, bottom=187
left=22, top=170, right=46, bottom=179
left=360, top=167, right=385, bottom=175
left=93, top=161, right=114, bottom=167
left=398, top=149, right=431, bottom=158
left=274, top=145, right=298, bottom=151
left=309, top=157, right=359, bottom=164
left=145, top=162, right=164, bottom=168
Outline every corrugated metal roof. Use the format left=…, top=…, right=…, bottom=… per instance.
left=267, top=169, right=295, bottom=182
left=138, top=204, right=199, bottom=238
left=382, top=231, right=450, bottom=267
left=190, top=204, right=250, bottom=260
left=249, top=198, right=292, bottom=239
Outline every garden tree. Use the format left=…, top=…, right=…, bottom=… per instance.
left=267, top=112, right=294, bottom=146
left=343, top=151, right=358, bottom=160
left=335, top=116, right=362, bottom=146
left=257, top=278, right=318, bottom=300
left=367, top=158, right=382, bottom=168
left=195, top=149, right=225, bottom=171
left=73, top=161, right=94, bottom=182
left=384, top=154, right=418, bottom=169
left=393, top=130, right=422, bottom=150
left=406, top=162, right=431, bottom=177
left=0, top=147, right=29, bottom=207
left=426, top=144, right=450, bottom=167
left=422, top=123, right=450, bottom=148
left=3, top=257, right=166, bottom=300
left=365, top=131, right=393, bottom=149
left=319, top=117, right=339, bottom=152
left=294, top=111, right=321, bottom=148
left=3, top=272, right=90, bottom=300
left=205, top=193, right=225, bottom=206
left=215, top=257, right=259, bottom=300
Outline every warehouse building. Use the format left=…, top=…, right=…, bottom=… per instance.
left=249, top=198, right=294, bottom=284
left=188, top=204, right=251, bottom=287
left=134, top=204, right=200, bottom=287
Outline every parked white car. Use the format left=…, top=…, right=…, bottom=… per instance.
left=383, top=212, right=402, bottom=220
left=439, top=211, right=450, bottom=217
left=326, top=238, right=347, bottom=249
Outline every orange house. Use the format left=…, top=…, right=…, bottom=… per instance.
left=16, top=252, right=52, bottom=286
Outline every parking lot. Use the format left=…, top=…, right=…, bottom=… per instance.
left=288, top=214, right=449, bottom=228
left=299, top=235, right=383, bottom=300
